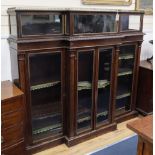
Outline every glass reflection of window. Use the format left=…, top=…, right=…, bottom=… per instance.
left=120, top=15, right=141, bottom=31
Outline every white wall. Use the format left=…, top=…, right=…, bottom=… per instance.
left=1, top=0, right=153, bottom=81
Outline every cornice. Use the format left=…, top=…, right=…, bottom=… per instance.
left=7, top=7, right=144, bottom=14
left=8, top=32, right=144, bottom=43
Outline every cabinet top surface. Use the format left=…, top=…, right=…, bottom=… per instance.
left=127, top=115, right=153, bottom=143
left=7, top=7, right=144, bottom=13
left=140, top=60, right=153, bottom=70
left=1, top=80, right=23, bottom=101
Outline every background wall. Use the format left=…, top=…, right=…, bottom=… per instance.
left=1, top=0, right=153, bottom=81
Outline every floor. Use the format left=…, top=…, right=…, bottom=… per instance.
left=34, top=117, right=139, bottom=155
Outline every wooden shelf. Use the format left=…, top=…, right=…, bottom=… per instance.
left=119, top=54, right=134, bottom=60
left=116, top=107, right=126, bottom=116
left=78, top=80, right=110, bottom=91
left=30, top=81, right=61, bottom=91
left=116, top=93, right=131, bottom=100
left=32, top=113, right=62, bottom=135
left=78, top=110, right=108, bottom=123
left=118, top=70, right=132, bottom=77
left=33, top=123, right=62, bottom=135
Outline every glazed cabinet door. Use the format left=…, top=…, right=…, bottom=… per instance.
left=115, top=44, right=136, bottom=117
left=76, top=50, right=94, bottom=133
left=96, top=48, right=113, bottom=126
left=28, top=51, right=63, bottom=142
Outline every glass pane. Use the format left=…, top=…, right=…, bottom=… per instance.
left=77, top=51, right=93, bottom=132
left=21, top=14, right=62, bottom=36
left=29, top=52, right=62, bottom=141
left=120, top=15, right=141, bottom=31
left=115, top=45, right=136, bottom=116
left=29, top=53, right=61, bottom=86
left=74, top=14, right=116, bottom=34
left=97, top=49, right=112, bottom=125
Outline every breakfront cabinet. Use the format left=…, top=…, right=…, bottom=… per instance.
left=8, top=8, right=144, bottom=154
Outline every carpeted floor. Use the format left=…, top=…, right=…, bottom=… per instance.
left=88, top=134, right=138, bottom=155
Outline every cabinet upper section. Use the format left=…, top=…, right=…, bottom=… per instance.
left=8, top=7, right=144, bottom=39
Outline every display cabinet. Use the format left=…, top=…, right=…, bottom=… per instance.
left=8, top=8, right=144, bottom=154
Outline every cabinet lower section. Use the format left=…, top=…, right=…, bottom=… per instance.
left=26, top=123, right=116, bottom=154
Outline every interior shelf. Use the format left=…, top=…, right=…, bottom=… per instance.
left=31, top=81, right=61, bottom=91
left=115, top=107, right=126, bottom=116
left=118, top=68, right=132, bottom=77
left=32, top=113, right=62, bottom=135
left=78, top=104, right=108, bottom=123
left=119, top=54, right=134, bottom=60
left=116, top=92, right=131, bottom=100
left=78, top=80, right=110, bottom=91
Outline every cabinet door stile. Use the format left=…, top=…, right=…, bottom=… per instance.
left=61, top=50, right=65, bottom=135
left=74, top=51, right=78, bottom=135
left=131, top=42, right=141, bottom=111
left=26, top=52, right=34, bottom=145
left=109, top=47, right=117, bottom=123
left=93, top=48, right=99, bottom=129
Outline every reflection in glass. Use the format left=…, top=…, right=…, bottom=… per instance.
left=77, top=51, right=93, bottom=132
left=97, top=49, right=112, bottom=125
left=120, top=15, right=141, bottom=31
left=115, top=45, right=136, bottom=116
left=74, top=14, right=116, bottom=34
left=29, top=52, right=62, bottom=141
left=21, top=14, right=62, bottom=35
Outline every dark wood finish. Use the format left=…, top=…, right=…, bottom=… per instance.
left=7, top=8, right=144, bottom=153
left=127, top=115, right=153, bottom=155
left=136, top=60, right=153, bottom=115
left=1, top=81, right=26, bottom=155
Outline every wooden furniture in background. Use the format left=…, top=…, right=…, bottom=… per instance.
left=7, top=8, right=144, bottom=154
left=1, top=81, right=26, bottom=155
left=127, top=115, right=153, bottom=155
left=136, top=60, right=153, bottom=115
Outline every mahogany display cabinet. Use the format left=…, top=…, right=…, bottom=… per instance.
left=7, top=8, right=144, bottom=154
